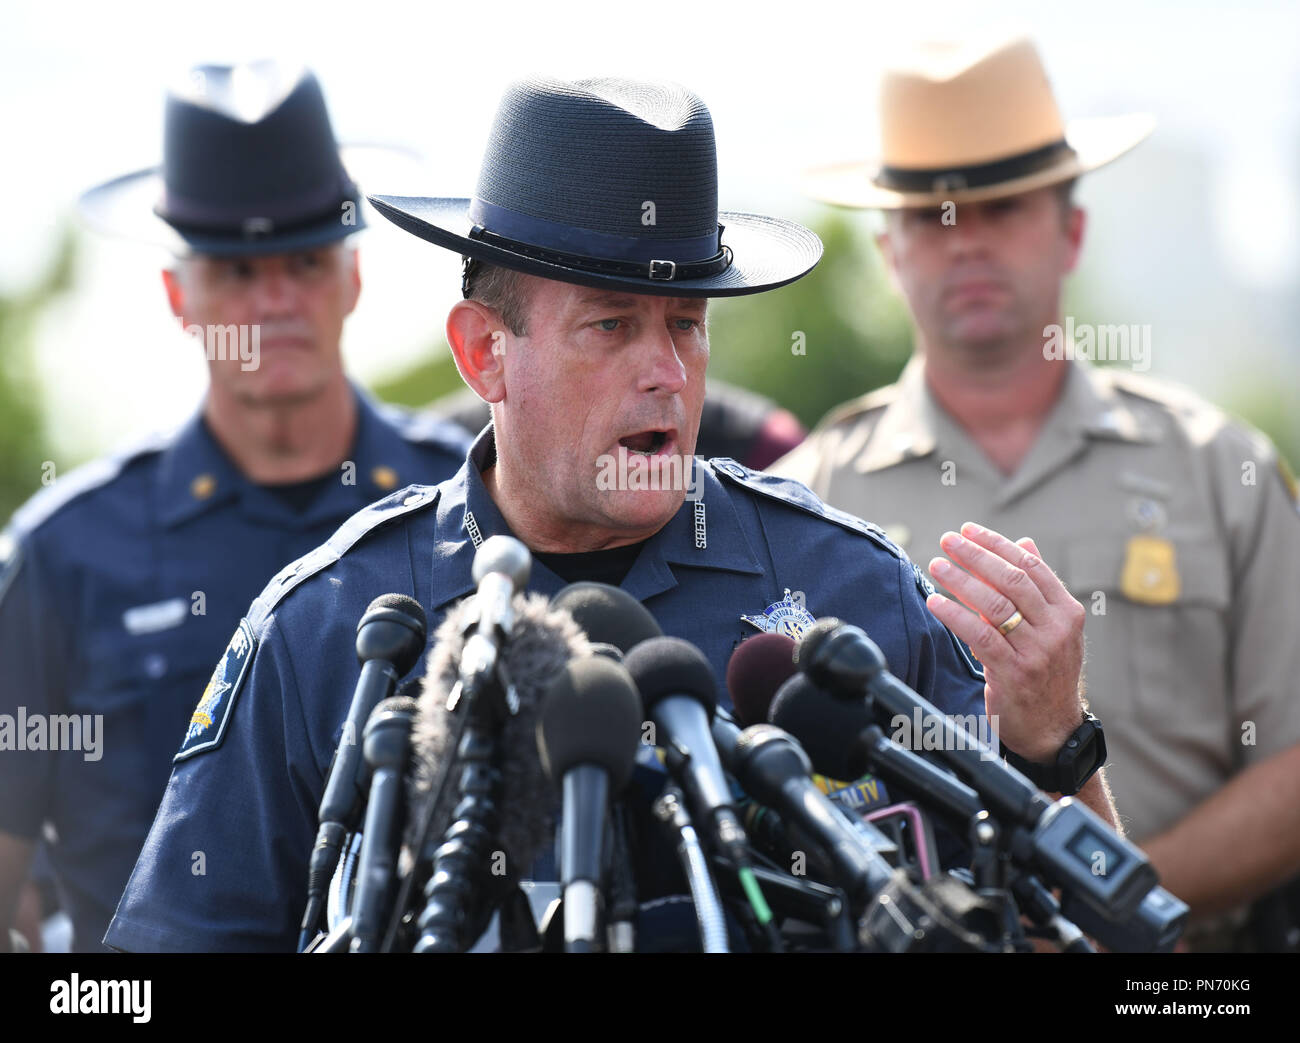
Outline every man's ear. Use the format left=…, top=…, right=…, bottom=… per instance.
left=343, top=247, right=361, bottom=316
left=161, top=268, right=185, bottom=321
left=875, top=228, right=904, bottom=296
left=1062, top=206, right=1086, bottom=276
left=446, top=299, right=510, bottom=403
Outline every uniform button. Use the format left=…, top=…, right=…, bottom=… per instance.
left=144, top=653, right=167, bottom=679
left=191, top=473, right=217, bottom=500
left=403, top=492, right=425, bottom=507
left=372, top=466, right=399, bottom=491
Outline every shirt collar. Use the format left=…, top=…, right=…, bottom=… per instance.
left=157, top=384, right=430, bottom=529
left=430, top=426, right=763, bottom=614
left=854, top=356, right=1160, bottom=477
left=853, top=356, right=939, bottom=473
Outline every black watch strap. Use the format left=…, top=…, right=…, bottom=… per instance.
left=1002, top=712, right=1106, bottom=796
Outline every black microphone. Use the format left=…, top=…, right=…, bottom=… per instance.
left=548, top=584, right=663, bottom=950
left=536, top=656, right=643, bottom=952
left=769, top=673, right=985, bottom=828
left=349, top=695, right=418, bottom=953
left=794, top=620, right=1159, bottom=921
left=301, top=593, right=426, bottom=948
left=623, top=637, right=739, bottom=850
left=399, top=591, right=591, bottom=951
left=726, top=632, right=891, bottom=818
left=551, top=582, right=663, bottom=655
left=721, top=722, right=895, bottom=908
left=454, top=535, right=532, bottom=711
left=623, top=637, right=781, bottom=951
left=795, top=617, right=1047, bottom=826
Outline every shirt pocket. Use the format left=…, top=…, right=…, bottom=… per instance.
left=74, top=626, right=221, bottom=809
left=1061, top=534, right=1231, bottom=727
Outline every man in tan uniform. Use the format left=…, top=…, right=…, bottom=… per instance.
left=773, top=36, right=1300, bottom=949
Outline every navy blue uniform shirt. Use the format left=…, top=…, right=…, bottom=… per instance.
left=0, top=388, right=469, bottom=951
left=105, top=426, right=987, bottom=952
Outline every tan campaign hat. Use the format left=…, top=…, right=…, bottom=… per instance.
left=804, top=35, right=1154, bottom=209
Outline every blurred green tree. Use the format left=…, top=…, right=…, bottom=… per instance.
left=0, top=229, right=74, bottom=522
left=706, top=211, right=913, bottom=429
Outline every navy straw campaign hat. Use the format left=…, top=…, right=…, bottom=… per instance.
left=78, top=61, right=395, bottom=256
left=368, top=77, right=823, bottom=297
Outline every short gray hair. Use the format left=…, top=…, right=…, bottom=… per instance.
left=462, top=261, right=532, bottom=336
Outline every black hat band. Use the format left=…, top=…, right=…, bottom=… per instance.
left=156, top=176, right=358, bottom=236
left=467, top=198, right=732, bottom=282
left=875, top=139, right=1075, bottom=194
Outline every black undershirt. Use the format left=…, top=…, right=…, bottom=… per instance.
left=534, top=539, right=651, bottom=587
left=263, top=471, right=338, bottom=514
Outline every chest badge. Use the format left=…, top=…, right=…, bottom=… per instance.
left=742, top=588, right=817, bottom=639
left=1120, top=534, right=1180, bottom=605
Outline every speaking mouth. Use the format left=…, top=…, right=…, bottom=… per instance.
left=617, top=428, right=678, bottom=458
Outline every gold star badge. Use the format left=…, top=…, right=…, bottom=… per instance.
left=190, top=473, right=216, bottom=500
left=371, top=466, right=399, bottom=491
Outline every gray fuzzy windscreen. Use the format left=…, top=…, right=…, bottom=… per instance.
left=405, top=591, right=592, bottom=876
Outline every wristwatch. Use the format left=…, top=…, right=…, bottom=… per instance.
left=1002, top=712, right=1106, bottom=796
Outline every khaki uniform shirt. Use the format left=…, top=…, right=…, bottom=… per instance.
left=772, top=357, right=1300, bottom=855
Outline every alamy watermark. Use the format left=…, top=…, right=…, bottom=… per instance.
left=596, top=447, right=703, bottom=501
left=0, top=707, right=102, bottom=761
left=181, top=322, right=261, bottom=371
left=890, top=708, right=1000, bottom=761
left=1043, top=317, right=1151, bottom=372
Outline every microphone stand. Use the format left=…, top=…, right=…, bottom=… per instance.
left=652, top=787, right=729, bottom=953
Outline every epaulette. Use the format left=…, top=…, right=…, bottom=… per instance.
left=707, top=457, right=903, bottom=560
left=814, top=383, right=900, bottom=433
left=248, top=483, right=441, bottom=624
left=6, top=429, right=172, bottom=538
left=374, top=401, right=474, bottom=457
left=1099, top=368, right=1215, bottom=418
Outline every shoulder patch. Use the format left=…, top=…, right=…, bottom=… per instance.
left=945, top=627, right=986, bottom=682
left=911, top=562, right=984, bottom=681
left=249, top=484, right=442, bottom=623
left=709, top=457, right=903, bottom=559
left=1102, top=368, right=1213, bottom=417
left=913, top=561, right=936, bottom=599
left=175, top=619, right=256, bottom=763
left=8, top=431, right=169, bottom=538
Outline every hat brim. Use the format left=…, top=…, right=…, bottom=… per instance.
left=803, top=113, right=1155, bottom=210
left=76, top=145, right=422, bottom=256
left=366, top=194, right=824, bottom=298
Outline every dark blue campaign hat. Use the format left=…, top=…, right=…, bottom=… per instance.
left=368, top=77, right=822, bottom=297
left=78, top=61, right=392, bottom=256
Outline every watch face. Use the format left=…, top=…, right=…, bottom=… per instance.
left=1065, top=720, right=1105, bottom=794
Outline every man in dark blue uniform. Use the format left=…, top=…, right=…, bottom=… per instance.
left=106, top=76, right=1116, bottom=952
left=0, top=62, right=469, bottom=952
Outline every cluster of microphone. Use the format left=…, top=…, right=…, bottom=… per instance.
left=298, top=535, right=1189, bottom=954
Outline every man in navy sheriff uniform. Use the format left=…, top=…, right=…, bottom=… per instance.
left=106, top=76, right=1117, bottom=952
left=0, top=62, right=469, bottom=953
